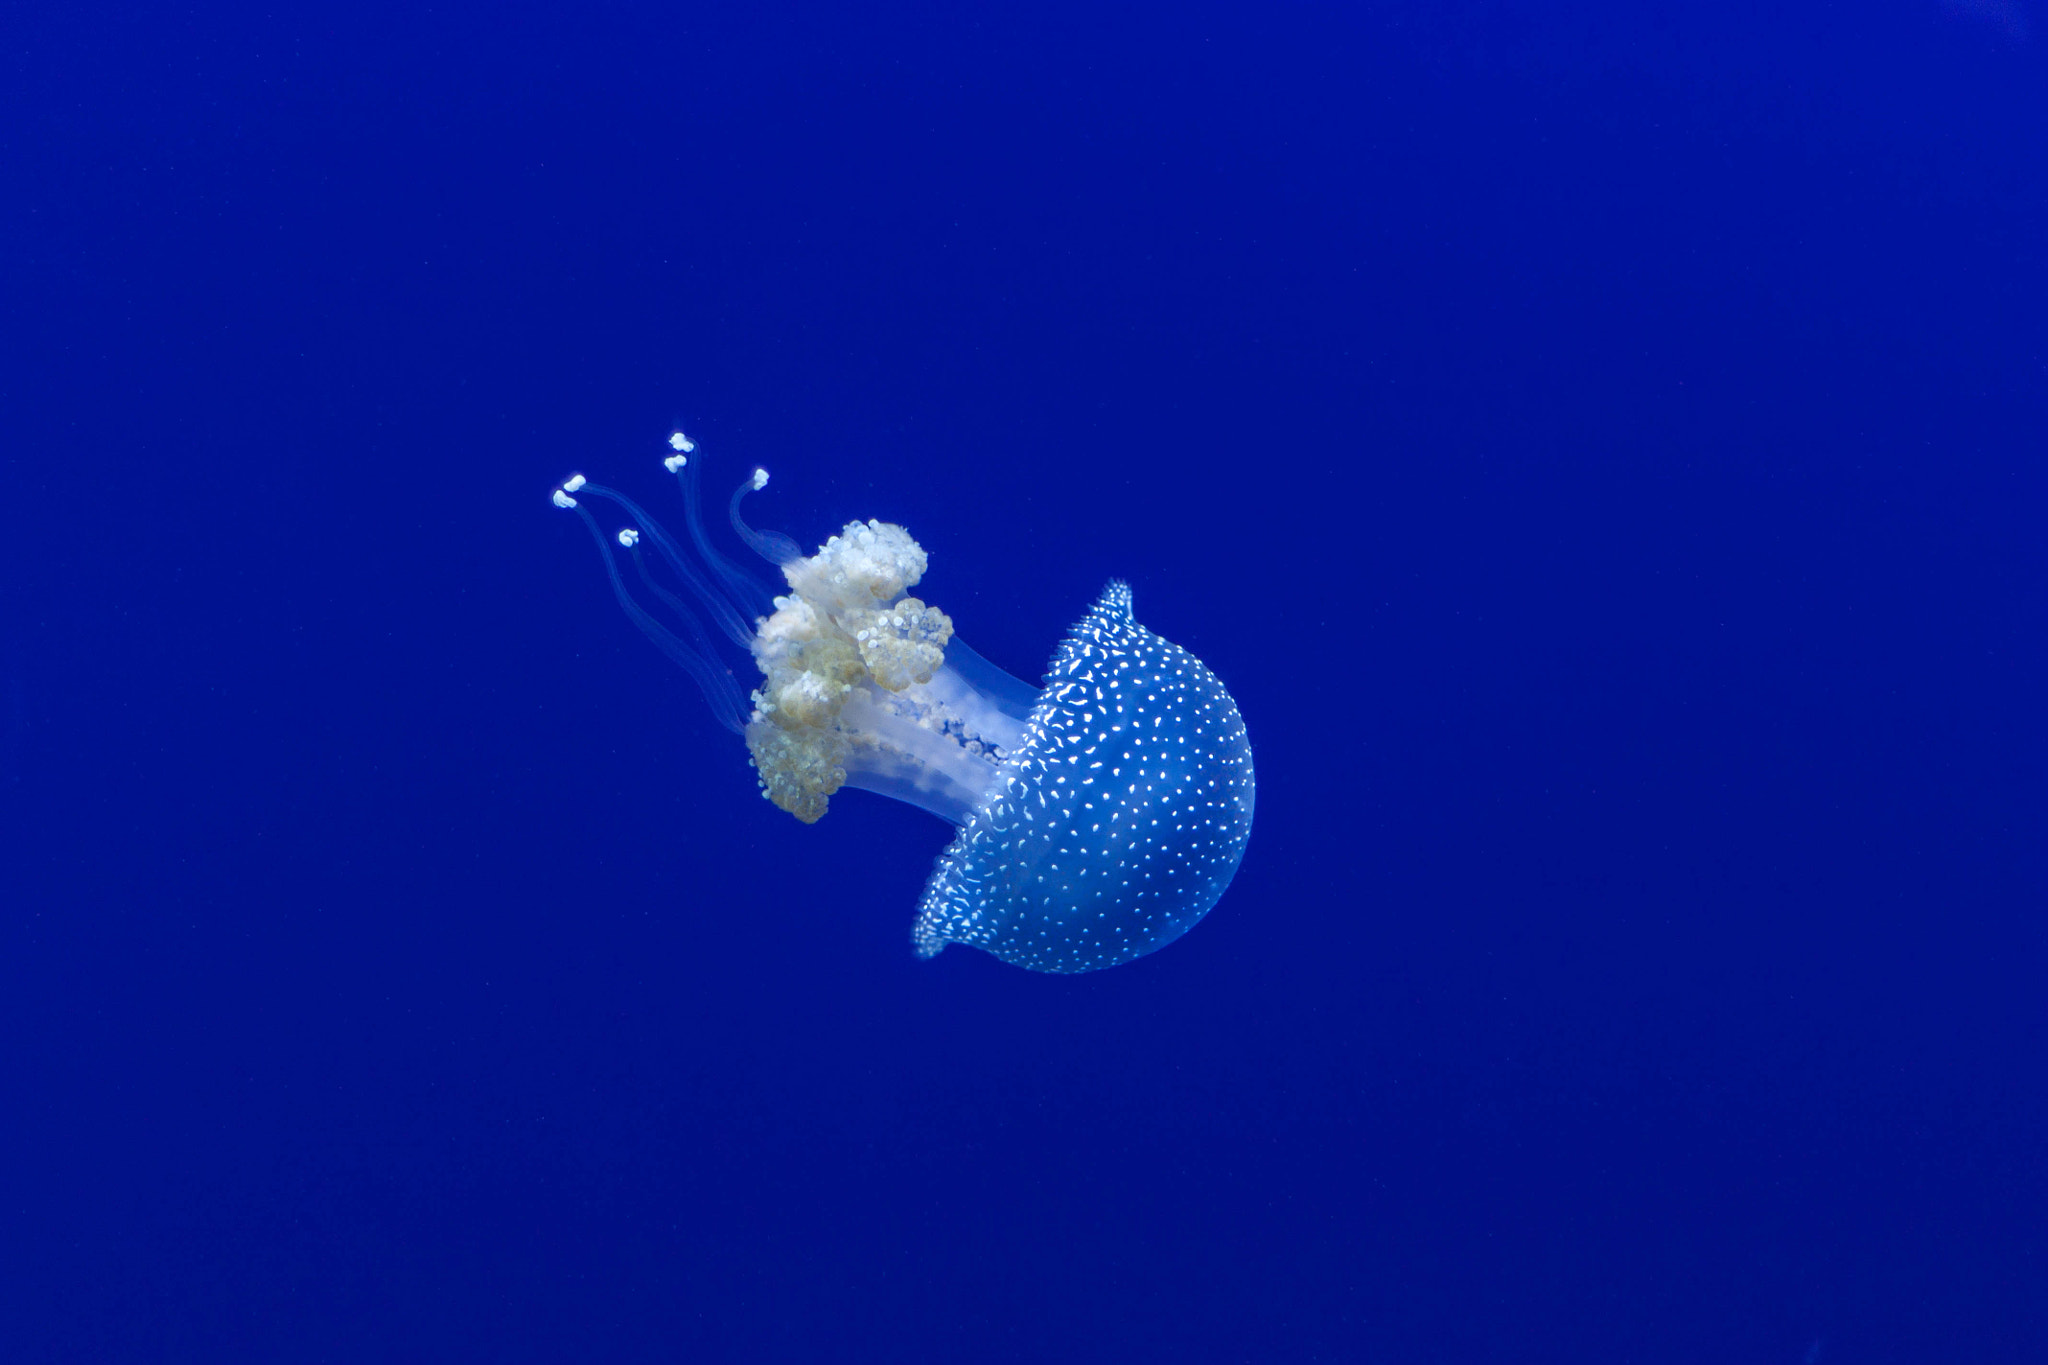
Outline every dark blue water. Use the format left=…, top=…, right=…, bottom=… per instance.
left=5, top=3, right=2044, bottom=1360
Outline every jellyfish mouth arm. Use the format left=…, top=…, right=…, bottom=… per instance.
left=941, top=637, right=1040, bottom=721
left=918, top=659, right=1033, bottom=754
left=834, top=689, right=1007, bottom=826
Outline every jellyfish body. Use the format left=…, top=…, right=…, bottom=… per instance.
left=910, top=582, right=1255, bottom=971
left=553, top=438, right=1254, bottom=972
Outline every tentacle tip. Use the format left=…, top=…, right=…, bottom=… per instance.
left=617, top=528, right=640, bottom=547
left=552, top=488, right=578, bottom=509
left=669, top=431, right=696, bottom=453
left=751, top=468, right=770, bottom=490
left=664, top=454, right=688, bottom=473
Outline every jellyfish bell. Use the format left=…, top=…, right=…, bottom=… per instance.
left=552, top=434, right=1255, bottom=972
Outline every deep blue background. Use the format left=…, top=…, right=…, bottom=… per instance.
left=5, top=2, right=2045, bottom=1360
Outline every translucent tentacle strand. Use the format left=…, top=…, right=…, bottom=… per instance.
left=550, top=477, right=750, bottom=733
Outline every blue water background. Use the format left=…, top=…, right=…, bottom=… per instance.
left=4, top=3, right=2045, bottom=1360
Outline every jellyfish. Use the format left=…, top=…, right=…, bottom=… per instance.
left=551, top=433, right=1254, bottom=972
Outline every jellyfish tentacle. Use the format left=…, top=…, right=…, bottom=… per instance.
left=573, top=479, right=758, bottom=651
left=666, top=433, right=783, bottom=615
left=551, top=479, right=749, bottom=733
left=728, top=467, right=803, bottom=568
left=621, top=532, right=745, bottom=704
